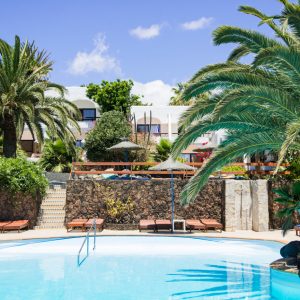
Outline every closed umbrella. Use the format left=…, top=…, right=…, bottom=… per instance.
left=149, top=157, right=196, bottom=232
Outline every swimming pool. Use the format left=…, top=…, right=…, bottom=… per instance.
left=0, top=236, right=287, bottom=299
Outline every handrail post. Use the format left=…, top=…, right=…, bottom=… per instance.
left=87, top=232, right=89, bottom=257
left=77, top=218, right=97, bottom=266
left=93, top=218, right=96, bottom=250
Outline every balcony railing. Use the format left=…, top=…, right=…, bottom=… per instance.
left=70, top=161, right=290, bottom=178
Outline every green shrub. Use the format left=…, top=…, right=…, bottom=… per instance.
left=39, top=139, right=82, bottom=173
left=84, top=111, right=131, bottom=161
left=221, top=165, right=245, bottom=173
left=153, top=139, right=172, bottom=162
left=0, top=157, right=48, bottom=196
left=273, top=181, right=300, bottom=236
left=285, top=155, right=300, bottom=179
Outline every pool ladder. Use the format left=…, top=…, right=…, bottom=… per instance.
left=77, top=218, right=97, bottom=266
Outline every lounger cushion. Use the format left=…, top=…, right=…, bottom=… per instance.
left=85, top=218, right=104, bottom=227
left=155, top=219, right=171, bottom=230
left=0, top=221, right=12, bottom=228
left=139, top=220, right=156, bottom=230
left=3, top=220, right=29, bottom=230
left=200, top=219, right=222, bottom=229
left=186, top=219, right=206, bottom=230
left=67, top=219, right=88, bottom=227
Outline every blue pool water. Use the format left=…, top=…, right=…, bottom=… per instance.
left=0, top=236, right=287, bottom=299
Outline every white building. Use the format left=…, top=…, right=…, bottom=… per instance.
left=131, top=105, right=227, bottom=162
left=20, top=87, right=227, bottom=160
left=20, top=87, right=100, bottom=153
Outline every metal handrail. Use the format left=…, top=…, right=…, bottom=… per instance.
left=77, top=218, right=96, bottom=266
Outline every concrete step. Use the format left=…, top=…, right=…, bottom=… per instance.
left=35, top=225, right=65, bottom=229
left=37, top=221, right=64, bottom=226
left=42, top=198, right=66, bottom=202
left=38, top=215, right=65, bottom=220
left=37, top=188, right=67, bottom=229
left=46, top=189, right=66, bottom=193
left=40, top=206, right=65, bottom=211
left=45, top=199, right=66, bottom=203
left=44, top=194, right=66, bottom=197
left=46, top=191, right=66, bottom=194
left=41, top=206, right=65, bottom=214
left=42, top=199, right=66, bottom=204
left=41, top=205, right=65, bottom=209
left=39, top=212, right=66, bottom=217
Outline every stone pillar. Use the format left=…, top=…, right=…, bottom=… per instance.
left=237, top=181, right=252, bottom=230
left=225, top=180, right=253, bottom=231
left=251, top=180, right=269, bottom=232
left=225, top=180, right=236, bottom=231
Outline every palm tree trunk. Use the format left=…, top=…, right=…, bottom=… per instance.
left=3, top=112, right=17, bottom=158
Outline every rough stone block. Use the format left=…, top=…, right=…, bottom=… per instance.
left=251, top=180, right=269, bottom=232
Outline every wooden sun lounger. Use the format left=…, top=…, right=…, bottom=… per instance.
left=139, top=220, right=156, bottom=232
left=294, top=225, right=300, bottom=236
left=155, top=219, right=172, bottom=231
left=84, top=218, right=104, bottom=231
left=186, top=219, right=206, bottom=232
left=0, top=221, right=12, bottom=233
left=200, top=219, right=222, bottom=232
left=2, top=220, right=29, bottom=233
left=67, top=219, right=88, bottom=232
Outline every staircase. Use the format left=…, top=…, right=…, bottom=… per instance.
left=35, top=186, right=66, bottom=229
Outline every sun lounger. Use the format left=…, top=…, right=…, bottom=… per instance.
left=0, top=221, right=12, bottom=233
left=66, top=219, right=88, bottom=232
left=139, top=219, right=156, bottom=232
left=294, top=225, right=300, bottom=236
left=200, top=219, right=222, bottom=232
left=2, top=220, right=29, bottom=233
left=84, top=218, right=104, bottom=231
left=155, top=219, right=172, bottom=231
left=186, top=219, right=206, bottom=232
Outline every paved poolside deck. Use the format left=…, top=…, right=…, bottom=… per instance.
left=0, top=228, right=298, bottom=244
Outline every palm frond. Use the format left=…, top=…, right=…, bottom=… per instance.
left=180, top=132, right=283, bottom=204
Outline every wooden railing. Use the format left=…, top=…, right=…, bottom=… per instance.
left=70, top=161, right=290, bottom=178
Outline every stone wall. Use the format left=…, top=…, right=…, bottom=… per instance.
left=65, top=179, right=225, bottom=228
left=0, top=190, right=42, bottom=228
left=65, top=178, right=294, bottom=231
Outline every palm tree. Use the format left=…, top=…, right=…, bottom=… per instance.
left=39, top=139, right=82, bottom=173
left=273, top=181, right=300, bottom=236
left=0, top=36, right=80, bottom=157
left=169, top=83, right=187, bottom=105
left=169, top=82, right=210, bottom=106
left=172, top=0, right=300, bottom=204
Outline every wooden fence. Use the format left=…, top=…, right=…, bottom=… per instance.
left=70, top=161, right=290, bottom=177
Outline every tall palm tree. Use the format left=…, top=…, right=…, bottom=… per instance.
left=0, top=36, right=80, bottom=157
left=169, top=83, right=187, bottom=105
left=172, top=0, right=300, bottom=204
left=169, top=82, right=210, bottom=106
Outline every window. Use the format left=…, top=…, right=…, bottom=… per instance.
left=80, top=109, right=96, bottom=121
left=76, top=140, right=83, bottom=147
left=137, top=124, right=160, bottom=134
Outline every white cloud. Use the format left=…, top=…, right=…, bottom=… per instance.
left=130, top=24, right=162, bottom=40
left=181, top=17, right=213, bottom=30
left=132, top=80, right=174, bottom=106
left=68, top=34, right=121, bottom=75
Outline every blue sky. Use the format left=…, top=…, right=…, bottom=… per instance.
left=1, top=0, right=283, bottom=103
